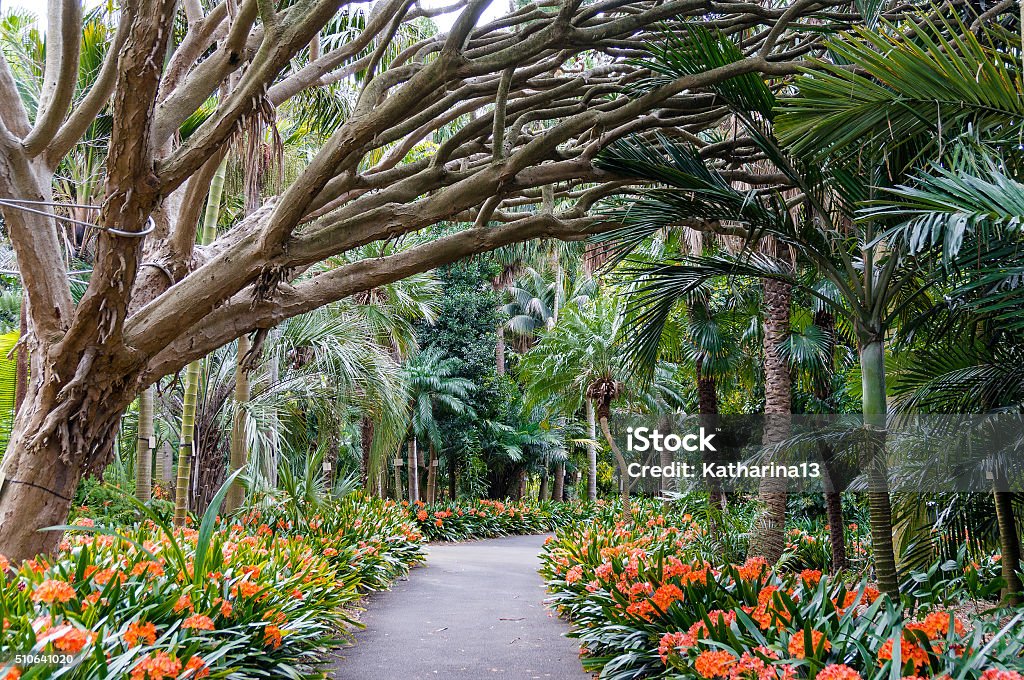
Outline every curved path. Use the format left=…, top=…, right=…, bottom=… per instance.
left=329, top=534, right=590, bottom=680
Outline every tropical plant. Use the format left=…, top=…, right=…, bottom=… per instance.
left=401, top=347, right=475, bottom=503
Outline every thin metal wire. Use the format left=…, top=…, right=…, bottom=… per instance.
left=0, top=198, right=155, bottom=238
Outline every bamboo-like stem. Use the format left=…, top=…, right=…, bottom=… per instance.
left=225, top=333, right=251, bottom=513
left=134, top=385, right=154, bottom=501
left=586, top=398, right=598, bottom=501
left=173, top=157, right=228, bottom=526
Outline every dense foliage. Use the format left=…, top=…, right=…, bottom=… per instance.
left=0, top=494, right=424, bottom=679
left=541, top=500, right=1022, bottom=680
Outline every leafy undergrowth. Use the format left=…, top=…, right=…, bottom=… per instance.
left=0, top=493, right=424, bottom=679
left=404, top=498, right=600, bottom=542
left=541, top=500, right=1024, bottom=680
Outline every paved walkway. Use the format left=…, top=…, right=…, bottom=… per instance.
left=328, top=534, right=590, bottom=680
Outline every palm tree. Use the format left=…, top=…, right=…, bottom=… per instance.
left=521, top=295, right=635, bottom=502
left=401, top=347, right=475, bottom=503
left=591, top=22, right=962, bottom=593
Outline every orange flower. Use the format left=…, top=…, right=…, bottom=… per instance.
left=694, top=649, right=736, bottom=678
left=131, top=651, right=182, bottom=680
left=182, top=614, right=215, bottom=631
left=51, top=625, right=96, bottom=653
left=913, top=611, right=965, bottom=638
left=0, top=554, right=9, bottom=573
left=263, top=624, right=283, bottom=649
left=788, top=629, right=831, bottom=659
left=651, top=584, right=684, bottom=613
left=32, top=579, right=76, bottom=604
left=3, top=666, right=21, bottom=680
left=172, top=595, right=193, bottom=613
left=736, top=557, right=768, bottom=582
left=417, top=510, right=428, bottom=521
left=216, top=598, right=233, bottom=618
left=799, top=569, right=823, bottom=586
left=130, top=561, right=164, bottom=578
left=878, top=637, right=929, bottom=671
left=93, top=569, right=118, bottom=586
left=817, top=664, right=862, bottom=680
left=980, top=671, right=1024, bottom=680
left=183, top=656, right=210, bottom=679
left=125, top=620, right=157, bottom=647
left=323, top=548, right=338, bottom=557
left=231, top=580, right=260, bottom=598
left=566, top=565, right=584, bottom=584
left=658, top=631, right=696, bottom=663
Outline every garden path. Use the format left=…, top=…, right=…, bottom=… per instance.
left=328, top=533, right=590, bottom=679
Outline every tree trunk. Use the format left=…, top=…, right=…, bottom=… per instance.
left=993, top=476, right=1023, bottom=605
left=696, top=358, right=724, bottom=509
left=751, top=278, right=791, bottom=563
left=0, top=433, right=88, bottom=560
left=586, top=398, right=598, bottom=501
left=599, top=414, right=633, bottom=516
left=824, top=478, right=849, bottom=573
left=173, top=358, right=202, bottom=526
left=225, top=334, right=250, bottom=513
left=407, top=438, right=419, bottom=503
left=859, top=338, right=899, bottom=597
left=172, top=156, right=226, bottom=526
left=538, top=466, right=549, bottom=501
left=813, top=309, right=848, bottom=572
left=426, top=445, right=437, bottom=503
left=448, top=452, right=457, bottom=500
left=553, top=462, right=564, bottom=501
left=134, top=385, right=154, bottom=502
left=360, top=416, right=375, bottom=494
left=496, top=325, right=505, bottom=376
left=14, top=299, right=28, bottom=414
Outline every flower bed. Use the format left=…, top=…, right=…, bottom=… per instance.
left=540, top=501, right=1024, bottom=680
left=0, top=494, right=424, bottom=679
left=404, top=499, right=598, bottom=542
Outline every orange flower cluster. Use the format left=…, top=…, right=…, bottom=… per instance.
left=32, top=579, right=76, bottom=605
left=125, top=620, right=158, bottom=647
left=694, top=649, right=738, bottom=678
left=131, top=651, right=182, bottom=680
left=878, top=613, right=967, bottom=672
left=263, top=624, right=283, bottom=649
left=817, top=664, right=862, bottom=680
left=182, top=615, right=216, bottom=631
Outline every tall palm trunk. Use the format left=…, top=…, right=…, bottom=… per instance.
left=173, top=158, right=227, bottom=526
left=859, top=337, right=899, bottom=596
left=538, top=466, right=549, bottom=501
left=553, top=462, right=564, bottom=501
left=751, top=278, right=791, bottom=562
left=225, top=333, right=250, bottom=513
left=586, top=398, right=598, bottom=501
left=813, top=309, right=848, bottom=572
left=696, top=357, right=724, bottom=509
left=360, top=417, right=375, bottom=494
left=992, top=468, right=1023, bottom=605
left=426, top=445, right=437, bottom=503
left=407, top=437, right=419, bottom=503
left=134, top=385, right=155, bottom=501
left=448, top=453, right=458, bottom=500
